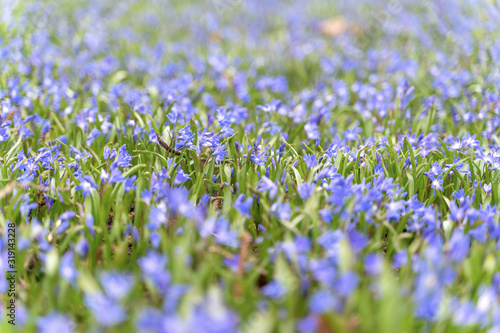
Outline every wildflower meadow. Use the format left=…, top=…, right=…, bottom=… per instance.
left=1, top=0, right=500, bottom=332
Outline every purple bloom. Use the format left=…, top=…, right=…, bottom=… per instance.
left=136, top=308, right=163, bottom=332
left=334, top=272, right=359, bottom=297
left=392, top=250, right=408, bottom=268
left=108, top=168, right=125, bottom=184
left=174, top=165, right=191, bottom=185
left=112, top=145, right=133, bottom=168
left=271, top=202, right=292, bottom=221
left=100, top=271, right=135, bottom=301
left=213, top=144, right=228, bottom=163
left=36, top=312, right=75, bottom=333
left=234, top=194, right=253, bottom=217
left=347, top=226, right=368, bottom=252
left=309, top=290, right=342, bottom=313
left=262, top=280, right=287, bottom=299
left=75, top=175, right=98, bottom=197
left=257, top=176, right=278, bottom=199
left=84, top=293, right=126, bottom=326
left=75, top=238, right=89, bottom=258
left=0, top=127, right=9, bottom=142
left=138, top=250, right=170, bottom=292
left=448, top=230, right=470, bottom=262
left=212, top=218, right=240, bottom=248
left=187, top=293, right=238, bottom=333
left=59, top=252, right=78, bottom=287
left=317, top=230, right=343, bottom=249
left=59, top=211, right=76, bottom=221
left=364, top=253, right=383, bottom=275
left=168, top=188, right=196, bottom=217
left=20, top=194, right=38, bottom=221
left=428, top=175, right=443, bottom=192
left=297, top=316, right=318, bottom=333
left=85, top=214, right=95, bottom=237
left=448, top=137, right=462, bottom=150
left=124, top=175, right=137, bottom=192
left=86, top=128, right=101, bottom=146
left=386, top=200, right=405, bottom=220
left=303, top=154, right=318, bottom=169
left=298, top=183, right=315, bottom=200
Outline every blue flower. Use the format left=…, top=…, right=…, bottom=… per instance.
left=271, top=202, right=292, bottom=221
left=36, top=312, right=75, bottom=333
left=187, top=292, right=238, bottom=333
left=364, top=253, right=383, bottom=275
left=138, top=250, right=170, bottom=292
left=59, top=252, right=78, bottom=287
left=0, top=127, right=9, bottom=142
left=84, top=293, right=126, bottom=326
left=386, top=200, right=405, bottom=220
left=111, top=144, right=133, bottom=168
left=85, top=214, right=95, bottom=237
left=250, top=149, right=268, bottom=166
left=86, top=128, right=101, bottom=146
left=428, top=174, right=443, bottom=192
left=334, top=271, right=359, bottom=297
left=392, top=250, right=408, bottom=269
left=124, top=175, right=137, bottom=192
left=309, top=290, right=342, bottom=313
left=298, top=182, right=315, bottom=200
left=75, top=175, right=98, bottom=198
left=59, top=211, right=76, bottom=221
left=213, top=144, right=228, bottom=163
left=212, top=218, right=240, bottom=248
left=108, top=168, right=125, bottom=184
left=234, top=194, right=253, bottom=217
left=448, top=230, right=470, bottom=262
left=174, top=165, right=191, bottom=185
left=303, top=154, right=318, bottom=169
left=19, top=194, right=38, bottom=222
left=262, top=280, right=287, bottom=299
left=75, top=238, right=89, bottom=258
left=297, top=316, right=317, bottom=333
left=136, top=308, right=163, bottom=332
left=100, top=271, right=135, bottom=301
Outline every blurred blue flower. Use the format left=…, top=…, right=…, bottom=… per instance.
left=36, top=312, right=75, bottom=333
left=234, top=194, right=253, bottom=217
left=59, top=252, right=78, bottom=287
left=84, top=293, right=126, bottom=326
left=298, top=183, right=315, bottom=200
left=75, top=175, right=98, bottom=198
left=100, top=271, right=135, bottom=301
left=262, top=280, right=287, bottom=299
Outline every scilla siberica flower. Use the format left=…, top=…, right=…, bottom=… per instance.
left=99, top=271, right=135, bottom=301
left=298, top=182, right=315, bottom=200
left=234, top=194, right=253, bottom=217
left=138, top=250, right=170, bottom=292
left=174, top=165, right=191, bottom=185
left=261, top=280, right=287, bottom=299
left=84, top=292, right=126, bottom=326
left=36, top=313, right=75, bottom=333
left=257, top=176, right=278, bottom=199
left=75, top=175, right=98, bottom=197
left=59, top=252, right=78, bottom=287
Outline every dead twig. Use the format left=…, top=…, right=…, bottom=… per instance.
left=155, top=131, right=236, bottom=164
left=155, top=132, right=182, bottom=156
left=234, top=232, right=252, bottom=298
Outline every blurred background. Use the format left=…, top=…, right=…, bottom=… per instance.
left=2, top=0, right=499, bottom=89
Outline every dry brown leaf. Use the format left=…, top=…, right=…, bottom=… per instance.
left=319, top=17, right=348, bottom=37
